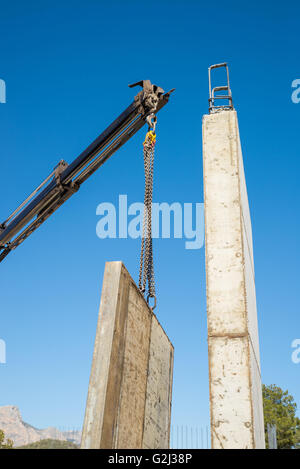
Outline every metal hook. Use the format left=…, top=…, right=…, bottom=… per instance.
left=146, top=113, right=157, bottom=133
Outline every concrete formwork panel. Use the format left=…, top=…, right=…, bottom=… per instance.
left=143, top=316, right=174, bottom=449
left=81, top=261, right=174, bottom=449
left=203, top=110, right=265, bottom=449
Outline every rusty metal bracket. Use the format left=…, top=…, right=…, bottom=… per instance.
left=208, top=63, right=233, bottom=113
left=129, top=80, right=174, bottom=117
left=54, top=160, right=69, bottom=191
left=53, top=159, right=80, bottom=195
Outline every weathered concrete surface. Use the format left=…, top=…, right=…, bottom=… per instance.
left=203, top=110, right=265, bottom=449
left=143, top=316, right=174, bottom=449
left=81, top=262, right=174, bottom=449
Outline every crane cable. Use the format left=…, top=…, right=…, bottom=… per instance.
left=139, top=114, right=157, bottom=310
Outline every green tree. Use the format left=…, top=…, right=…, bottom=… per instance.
left=0, top=430, right=13, bottom=449
left=17, top=439, right=78, bottom=449
left=295, top=428, right=300, bottom=449
left=263, top=384, right=300, bottom=449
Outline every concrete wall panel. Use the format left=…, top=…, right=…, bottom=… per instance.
left=203, top=110, right=265, bottom=449
left=116, top=284, right=152, bottom=448
left=143, top=316, right=174, bottom=449
left=209, top=336, right=253, bottom=449
left=81, top=262, right=174, bottom=449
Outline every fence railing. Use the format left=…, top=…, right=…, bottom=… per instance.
left=170, top=425, right=210, bottom=449
left=56, top=424, right=211, bottom=448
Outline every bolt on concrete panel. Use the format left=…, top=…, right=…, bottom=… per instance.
left=81, top=262, right=174, bottom=449
left=203, top=110, right=265, bottom=449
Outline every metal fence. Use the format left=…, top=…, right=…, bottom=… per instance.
left=170, top=425, right=210, bottom=449
left=56, top=425, right=210, bottom=449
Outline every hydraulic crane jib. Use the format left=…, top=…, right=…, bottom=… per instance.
left=0, top=80, right=174, bottom=263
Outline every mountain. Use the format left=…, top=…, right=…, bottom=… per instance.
left=0, top=406, right=81, bottom=447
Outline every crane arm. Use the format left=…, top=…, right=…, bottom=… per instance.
left=0, top=80, right=174, bottom=263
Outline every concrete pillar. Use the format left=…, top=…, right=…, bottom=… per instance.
left=202, top=110, right=265, bottom=449
left=81, top=261, right=174, bottom=449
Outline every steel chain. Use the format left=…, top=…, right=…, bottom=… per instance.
left=139, top=119, right=157, bottom=309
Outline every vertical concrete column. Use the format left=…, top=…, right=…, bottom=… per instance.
left=81, top=261, right=174, bottom=449
left=202, top=110, right=265, bottom=449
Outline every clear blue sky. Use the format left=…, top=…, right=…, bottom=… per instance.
left=0, top=0, right=299, bottom=432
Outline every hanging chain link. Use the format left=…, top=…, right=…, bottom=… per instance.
left=139, top=114, right=157, bottom=309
